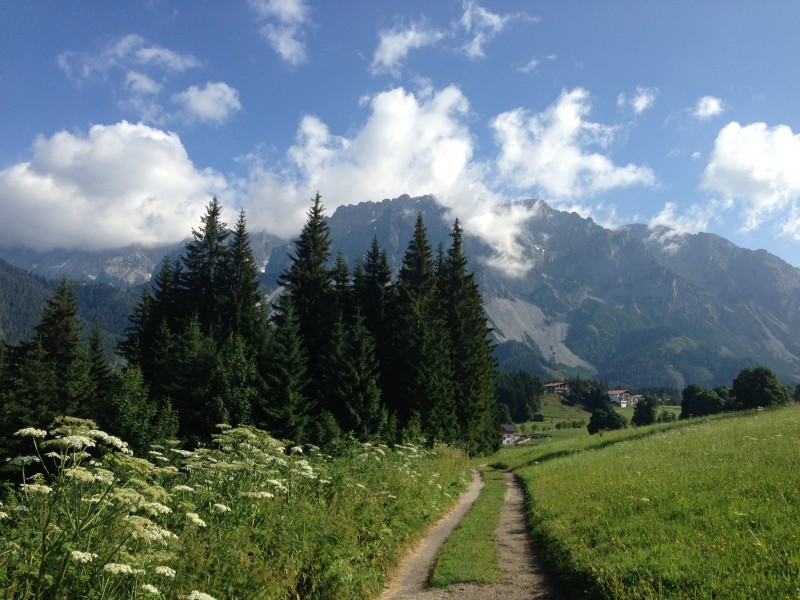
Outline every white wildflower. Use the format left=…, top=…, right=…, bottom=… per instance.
left=0, top=511, right=9, bottom=520
left=43, top=436, right=95, bottom=450
left=143, top=502, right=172, bottom=516
left=22, top=483, right=52, bottom=495
left=141, top=583, right=160, bottom=595
left=172, top=485, right=195, bottom=493
left=14, top=428, right=47, bottom=438
left=212, top=503, right=231, bottom=514
left=93, top=469, right=115, bottom=485
left=65, top=467, right=95, bottom=483
left=9, top=456, right=40, bottom=466
left=290, top=445, right=303, bottom=454
left=188, top=591, right=217, bottom=600
left=70, top=550, right=98, bottom=563
left=103, top=562, right=138, bottom=575
left=241, top=491, right=274, bottom=499
left=155, top=566, right=176, bottom=578
left=186, top=512, right=206, bottom=527
left=319, top=479, right=331, bottom=485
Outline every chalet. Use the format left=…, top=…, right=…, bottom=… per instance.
left=500, top=423, right=518, bottom=446
left=629, top=395, right=643, bottom=407
left=608, top=390, right=632, bottom=408
left=544, top=382, right=570, bottom=396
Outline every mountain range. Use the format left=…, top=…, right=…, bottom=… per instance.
left=3, top=194, right=800, bottom=389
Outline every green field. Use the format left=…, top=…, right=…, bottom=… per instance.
left=511, top=406, right=800, bottom=598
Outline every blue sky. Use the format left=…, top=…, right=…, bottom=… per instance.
left=1, top=1, right=799, bottom=274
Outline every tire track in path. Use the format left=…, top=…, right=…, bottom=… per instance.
left=379, top=470, right=562, bottom=599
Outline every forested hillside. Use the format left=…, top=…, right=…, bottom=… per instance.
left=1, top=194, right=499, bottom=464
left=0, top=257, right=134, bottom=352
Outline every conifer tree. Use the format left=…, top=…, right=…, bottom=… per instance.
left=440, top=220, right=498, bottom=454
left=278, top=192, right=333, bottom=408
left=226, top=209, right=263, bottom=343
left=87, top=326, right=113, bottom=415
left=258, top=296, right=311, bottom=442
left=343, top=311, right=387, bottom=440
left=182, top=197, right=230, bottom=339
left=387, top=214, right=454, bottom=443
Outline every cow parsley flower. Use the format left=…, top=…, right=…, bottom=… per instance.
left=172, top=485, right=195, bottom=493
left=186, top=512, right=206, bottom=527
left=104, top=562, right=141, bottom=575
left=14, top=428, right=47, bottom=438
left=0, top=511, right=9, bottom=520
left=188, top=591, right=217, bottom=600
left=212, top=503, right=231, bottom=514
left=22, top=484, right=52, bottom=495
left=9, top=455, right=40, bottom=466
left=70, top=550, right=98, bottom=563
left=154, top=566, right=176, bottom=578
left=141, top=583, right=160, bottom=595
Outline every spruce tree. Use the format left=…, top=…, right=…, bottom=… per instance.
left=182, top=197, right=230, bottom=339
left=440, top=220, right=498, bottom=455
left=387, top=214, right=454, bottom=444
left=226, top=209, right=263, bottom=343
left=277, top=192, right=333, bottom=409
left=259, top=296, right=311, bottom=442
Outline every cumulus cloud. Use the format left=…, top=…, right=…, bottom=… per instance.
left=491, top=88, right=656, bottom=200
left=649, top=199, right=730, bottom=237
left=172, top=82, right=242, bottom=124
left=58, top=34, right=241, bottom=126
left=370, top=22, right=446, bottom=76
left=702, top=121, right=800, bottom=235
left=618, top=86, right=658, bottom=115
left=248, top=0, right=311, bottom=66
left=58, top=34, right=200, bottom=83
left=693, top=95, right=724, bottom=120
left=0, top=121, right=227, bottom=251
left=459, top=0, right=535, bottom=59
left=242, top=84, right=538, bottom=275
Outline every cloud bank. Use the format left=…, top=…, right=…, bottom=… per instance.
left=0, top=122, right=227, bottom=251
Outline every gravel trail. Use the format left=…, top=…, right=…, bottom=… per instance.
left=379, top=470, right=562, bottom=599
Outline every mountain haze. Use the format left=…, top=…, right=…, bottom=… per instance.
left=3, top=195, right=800, bottom=388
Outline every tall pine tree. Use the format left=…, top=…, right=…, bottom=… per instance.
left=277, top=192, right=333, bottom=410
left=440, top=220, right=498, bottom=455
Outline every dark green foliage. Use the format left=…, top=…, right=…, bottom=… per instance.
left=100, top=366, right=178, bottom=455
left=496, top=371, right=543, bottom=422
left=631, top=396, right=658, bottom=426
left=226, top=209, right=264, bottom=343
left=182, top=197, right=231, bottom=339
left=680, top=384, right=724, bottom=419
left=587, top=404, right=627, bottom=434
left=278, top=193, right=334, bottom=408
left=731, top=366, right=790, bottom=410
left=258, top=296, right=311, bottom=442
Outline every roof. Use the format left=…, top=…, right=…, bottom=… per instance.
left=544, top=382, right=567, bottom=387
left=608, top=389, right=629, bottom=395
left=500, top=423, right=517, bottom=433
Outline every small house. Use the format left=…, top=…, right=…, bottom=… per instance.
left=500, top=423, right=518, bottom=446
left=608, top=390, right=632, bottom=408
left=544, top=382, right=570, bottom=396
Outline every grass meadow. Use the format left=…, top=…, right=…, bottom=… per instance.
left=514, top=406, right=800, bottom=598
left=0, top=418, right=468, bottom=600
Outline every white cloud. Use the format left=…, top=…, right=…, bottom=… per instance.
left=693, top=95, right=724, bottom=120
left=649, top=199, right=730, bottom=236
left=459, top=0, right=535, bottom=59
left=702, top=121, right=800, bottom=235
left=172, top=82, right=242, bottom=124
left=370, top=22, right=446, bottom=76
left=617, top=86, right=658, bottom=115
left=242, top=84, right=538, bottom=276
left=58, top=34, right=200, bottom=83
left=248, top=0, right=310, bottom=66
left=0, top=122, right=227, bottom=251
left=491, top=88, right=656, bottom=200
left=125, top=71, right=162, bottom=95
left=517, top=56, right=539, bottom=74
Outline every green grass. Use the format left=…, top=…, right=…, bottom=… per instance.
left=0, top=419, right=470, bottom=600
left=515, top=406, right=800, bottom=598
left=430, top=467, right=507, bottom=586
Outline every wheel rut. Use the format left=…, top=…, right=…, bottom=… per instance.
left=379, top=470, right=562, bottom=599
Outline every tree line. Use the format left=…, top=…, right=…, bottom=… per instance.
left=0, top=194, right=499, bottom=462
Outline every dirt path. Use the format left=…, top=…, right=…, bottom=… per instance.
left=379, top=470, right=562, bottom=600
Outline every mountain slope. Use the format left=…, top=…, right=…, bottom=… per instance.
left=3, top=195, right=800, bottom=387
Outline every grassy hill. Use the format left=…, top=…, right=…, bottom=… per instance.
left=496, top=406, right=800, bottom=598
